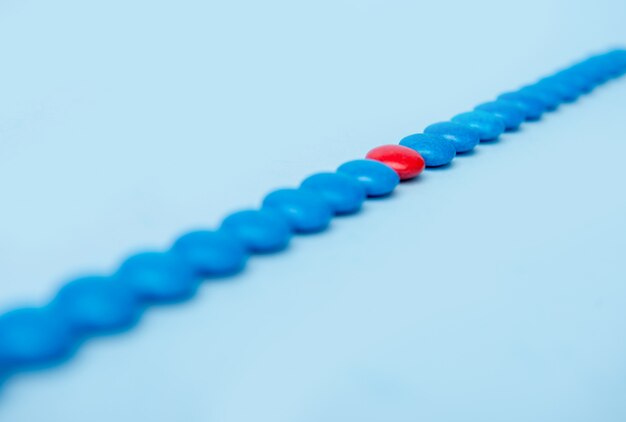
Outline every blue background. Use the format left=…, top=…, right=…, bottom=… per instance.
left=1, top=0, right=625, bottom=420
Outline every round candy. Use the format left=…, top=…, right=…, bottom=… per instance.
left=399, top=133, right=456, bottom=167
left=553, top=70, right=595, bottom=93
left=0, top=307, right=75, bottom=370
left=451, top=111, right=506, bottom=141
left=518, top=85, right=561, bottom=111
left=424, top=121, right=480, bottom=153
left=172, top=230, right=248, bottom=276
left=535, top=78, right=580, bottom=102
left=606, top=49, right=626, bottom=76
left=262, top=188, right=333, bottom=233
left=118, top=252, right=200, bottom=303
left=497, top=92, right=546, bottom=120
left=577, top=57, right=611, bottom=83
left=53, top=276, right=140, bottom=334
left=221, top=209, right=292, bottom=253
left=337, top=159, right=399, bottom=197
left=474, top=100, right=526, bottom=131
left=365, top=145, right=425, bottom=180
left=300, top=172, right=366, bottom=215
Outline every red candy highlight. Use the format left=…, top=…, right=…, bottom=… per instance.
left=365, top=145, right=425, bottom=180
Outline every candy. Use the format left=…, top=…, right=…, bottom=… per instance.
left=221, top=209, right=292, bottom=253
left=172, top=231, right=248, bottom=276
left=451, top=111, right=506, bottom=141
left=337, top=159, right=400, bottom=197
left=475, top=100, right=526, bottom=131
left=301, top=172, right=366, bottom=215
left=262, top=189, right=333, bottom=233
left=365, top=145, right=425, bottom=180
left=424, top=121, right=480, bottom=153
left=399, top=133, right=456, bottom=167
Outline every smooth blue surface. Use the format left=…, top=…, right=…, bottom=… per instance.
left=497, top=92, right=546, bottom=120
left=172, top=231, right=248, bottom=276
left=475, top=101, right=526, bottom=131
left=399, top=133, right=456, bottom=167
left=518, top=85, right=562, bottom=110
left=451, top=111, right=506, bottom=141
left=337, top=159, right=400, bottom=197
left=535, top=78, right=581, bottom=102
left=0, top=308, right=74, bottom=371
left=553, top=71, right=595, bottom=93
left=221, top=209, right=292, bottom=253
left=262, top=188, right=333, bottom=233
left=52, top=276, right=140, bottom=334
left=300, top=172, right=366, bottom=215
left=118, top=252, right=200, bottom=303
left=1, top=1, right=626, bottom=422
left=424, top=121, right=481, bottom=153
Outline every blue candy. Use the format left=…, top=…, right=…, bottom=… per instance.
left=605, top=49, right=626, bottom=76
left=535, top=78, right=580, bottom=102
left=451, top=111, right=506, bottom=141
left=423, top=121, right=480, bottom=153
left=53, top=276, right=141, bottom=334
left=2, top=49, right=625, bottom=381
left=336, top=159, right=399, bottom=197
left=221, top=209, right=292, bottom=253
left=497, top=92, right=546, bottom=120
left=399, top=133, right=456, bottom=167
left=553, top=71, right=595, bottom=93
left=0, top=307, right=75, bottom=370
left=474, top=100, right=526, bottom=131
left=300, top=172, right=366, bottom=215
left=597, top=54, right=619, bottom=77
left=575, top=58, right=610, bottom=83
left=172, top=230, right=248, bottom=276
left=118, top=252, right=200, bottom=303
left=518, top=85, right=561, bottom=110
left=262, top=188, right=333, bottom=233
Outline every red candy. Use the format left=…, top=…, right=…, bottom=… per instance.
left=365, top=145, right=425, bottom=180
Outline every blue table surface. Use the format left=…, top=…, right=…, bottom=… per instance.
left=1, top=1, right=625, bottom=421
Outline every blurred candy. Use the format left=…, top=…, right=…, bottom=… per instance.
left=497, top=92, right=546, bottom=120
left=172, top=231, right=248, bottom=276
left=301, top=172, right=366, bottom=215
left=518, top=85, right=561, bottom=111
left=118, top=252, right=200, bottom=303
left=337, top=159, right=400, bottom=197
left=0, top=307, right=74, bottom=370
left=475, top=100, right=526, bottom=131
left=53, top=276, right=140, bottom=334
left=263, top=188, right=333, bottom=233
left=221, top=209, right=292, bottom=253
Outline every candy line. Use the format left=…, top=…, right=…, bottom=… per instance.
left=1, top=49, right=624, bottom=381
